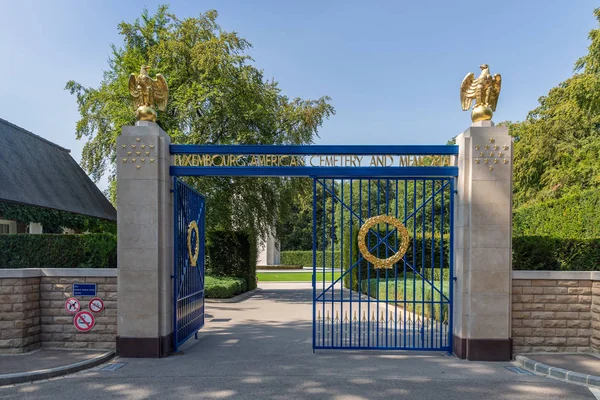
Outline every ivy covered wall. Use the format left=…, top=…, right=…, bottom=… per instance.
left=0, top=202, right=116, bottom=234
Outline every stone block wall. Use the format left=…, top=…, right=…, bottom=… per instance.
left=0, top=275, right=40, bottom=354
left=40, top=275, right=117, bottom=350
left=592, top=281, right=600, bottom=352
left=0, top=269, right=117, bottom=354
left=512, top=276, right=591, bottom=354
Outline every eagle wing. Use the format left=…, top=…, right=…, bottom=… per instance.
left=128, top=74, right=140, bottom=110
left=154, top=74, right=169, bottom=111
left=460, top=72, right=476, bottom=111
left=489, top=74, right=502, bottom=111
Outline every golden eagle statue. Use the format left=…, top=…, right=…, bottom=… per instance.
left=460, top=64, right=501, bottom=123
left=129, top=65, right=168, bottom=122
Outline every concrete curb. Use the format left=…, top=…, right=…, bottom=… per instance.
left=0, top=350, right=115, bottom=386
left=205, top=288, right=261, bottom=303
left=515, top=354, right=600, bottom=387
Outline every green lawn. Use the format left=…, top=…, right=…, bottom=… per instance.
left=361, top=278, right=450, bottom=321
left=257, top=271, right=341, bottom=282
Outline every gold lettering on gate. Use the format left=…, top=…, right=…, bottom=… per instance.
left=172, top=154, right=453, bottom=167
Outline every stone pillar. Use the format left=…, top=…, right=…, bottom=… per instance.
left=116, top=121, right=173, bottom=357
left=453, top=121, right=513, bottom=361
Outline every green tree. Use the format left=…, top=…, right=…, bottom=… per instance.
left=66, top=6, right=334, bottom=236
left=509, top=8, right=600, bottom=207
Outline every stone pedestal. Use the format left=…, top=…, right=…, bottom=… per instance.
left=453, top=122, right=513, bottom=361
left=116, top=121, right=173, bottom=357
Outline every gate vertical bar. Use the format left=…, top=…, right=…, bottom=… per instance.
left=349, top=179, right=353, bottom=347
left=340, top=180, right=344, bottom=347
left=312, top=178, right=317, bottom=351
left=358, top=179, right=362, bottom=347
left=172, top=177, right=179, bottom=350
left=440, top=180, right=444, bottom=348
left=448, top=178, right=455, bottom=353
left=331, top=178, right=335, bottom=347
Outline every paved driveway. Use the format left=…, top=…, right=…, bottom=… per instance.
left=0, top=283, right=596, bottom=399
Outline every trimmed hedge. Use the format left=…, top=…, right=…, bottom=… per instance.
left=206, top=230, right=257, bottom=290
left=205, top=276, right=248, bottom=298
left=0, top=233, right=117, bottom=269
left=512, top=236, right=600, bottom=271
left=514, top=189, right=600, bottom=239
left=281, top=250, right=341, bottom=269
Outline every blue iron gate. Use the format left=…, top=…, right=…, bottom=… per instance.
left=313, top=178, right=453, bottom=351
left=169, top=144, right=458, bottom=353
left=173, top=178, right=206, bottom=351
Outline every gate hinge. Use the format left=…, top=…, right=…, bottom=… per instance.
left=454, top=190, right=458, bottom=194
left=170, top=189, right=175, bottom=193
left=452, top=276, right=457, bottom=281
left=170, top=275, right=175, bottom=279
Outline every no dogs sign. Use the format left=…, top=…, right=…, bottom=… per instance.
left=73, top=311, right=95, bottom=332
left=88, top=297, right=105, bottom=314
left=65, top=298, right=80, bottom=314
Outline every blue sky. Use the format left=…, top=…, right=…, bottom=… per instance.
left=0, top=1, right=597, bottom=189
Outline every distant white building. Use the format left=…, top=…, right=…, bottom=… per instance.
left=257, top=229, right=280, bottom=266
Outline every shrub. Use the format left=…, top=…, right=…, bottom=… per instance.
left=513, top=189, right=600, bottom=239
left=0, top=233, right=117, bottom=268
left=205, top=276, right=247, bottom=298
left=206, top=230, right=257, bottom=290
left=512, top=236, right=600, bottom=271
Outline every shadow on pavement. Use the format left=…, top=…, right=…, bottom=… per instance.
left=0, top=287, right=595, bottom=400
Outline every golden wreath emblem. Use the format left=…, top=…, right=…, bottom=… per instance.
left=187, top=221, right=200, bottom=267
left=357, top=215, right=410, bottom=269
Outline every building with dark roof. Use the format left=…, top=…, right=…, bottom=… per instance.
left=0, top=117, right=116, bottom=233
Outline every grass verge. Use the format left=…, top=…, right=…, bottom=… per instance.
left=361, top=278, right=450, bottom=321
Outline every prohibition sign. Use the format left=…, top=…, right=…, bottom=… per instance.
left=88, top=297, right=105, bottom=314
left=73, top=311, right=95, bottom=332
left=65, top=298, right=80, bottom=314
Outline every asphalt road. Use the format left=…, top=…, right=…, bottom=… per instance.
left=0, top=283, right=596, bottom=400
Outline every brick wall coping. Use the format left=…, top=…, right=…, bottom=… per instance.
left=0, top=268, right=117, bottom=278
left=513, top=270, right=600, bottom=280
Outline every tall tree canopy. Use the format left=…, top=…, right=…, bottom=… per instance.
left=66, top=6, right=334, bottom=235
left=509, top=8, right=600, bottom=207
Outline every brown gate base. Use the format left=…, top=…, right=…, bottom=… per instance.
left=453, top=335, right=512, bottom=361
left=116, top=334, right=172, bottom=358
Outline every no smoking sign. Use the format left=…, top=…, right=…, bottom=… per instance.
left=73, top=311, right=95, bottom=332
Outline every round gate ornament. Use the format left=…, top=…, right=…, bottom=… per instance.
left=65, top=298, right=80, bottom=314
left=88, top=297, right=105, bottom=314
left=357, top=215, right=410, bottom=270
left=187, top=220, right=200, bottom=267
left=73, top=311, right=95, bottom=332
